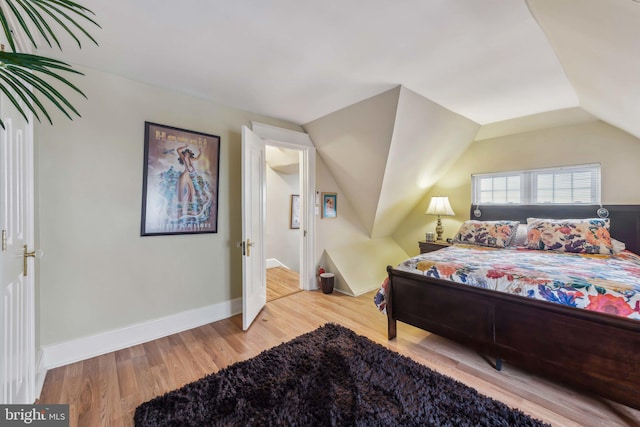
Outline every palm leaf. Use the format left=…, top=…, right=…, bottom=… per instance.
left=13, top=0, right=60, bottom=48
left=2, top=0, right=40, bottom=50
left=0, top=71, right=39, bottom=122
left=1, top=0, right=99, bottom=51
left=30, top=0, right=100, bottom=48
left=11, top=67, right=81, bottom=119
left=0, top=69, right=49, bottom=122
left=2, top=51, right=83, bottom=75
left=0, top=0, right=99, bottom=129
left=0, top=51, right=87, bottom=128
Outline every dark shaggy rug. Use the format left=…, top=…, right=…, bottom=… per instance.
left=134, top=323, right=549, bottom=427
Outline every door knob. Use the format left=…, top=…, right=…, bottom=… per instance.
left=23, top=245, right=43, bottom=276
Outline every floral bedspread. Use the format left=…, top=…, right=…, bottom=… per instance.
left=374, top=245, right=640, bottom=320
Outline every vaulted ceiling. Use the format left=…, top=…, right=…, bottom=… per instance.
left=39, top=0, right=640, bottom=238
left=39, top=0, right=640, bottom=139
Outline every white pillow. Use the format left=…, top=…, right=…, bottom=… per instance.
left=510, top=224, right=528, bottom=247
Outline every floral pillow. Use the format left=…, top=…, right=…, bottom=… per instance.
left=453, top=220, right=520, bottom=248
left=525, top=218, right=613, bottom=255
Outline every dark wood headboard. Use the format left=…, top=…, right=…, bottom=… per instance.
left=469, top=205, right=640, bottom=255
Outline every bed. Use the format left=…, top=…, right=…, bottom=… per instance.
left=377, top=205, right=640, bottom=410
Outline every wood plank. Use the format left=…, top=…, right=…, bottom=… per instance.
left=97, top=353, right=119, bottom=427
left=267, top=266, right=301, bottom=301
left=37, top=290, right=640, bottom=427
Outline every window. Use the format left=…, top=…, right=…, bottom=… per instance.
left=472, top=164, right=600, bottom=205
left=477, top=174, right=521, bottom=204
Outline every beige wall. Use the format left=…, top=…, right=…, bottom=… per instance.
left=393, top=120, right=640, bottom=256
left=36, top=66, right=301, bottom=346
left=265, top=164, right=300, bottom=272
left=313, top=155, right=371, bottom=260
left=36, top=66, right=640, bottom=348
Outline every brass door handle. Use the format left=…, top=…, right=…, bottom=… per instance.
left=246, top=239, right=254, bottom=257
left=23, top=245, right=43, bottom=276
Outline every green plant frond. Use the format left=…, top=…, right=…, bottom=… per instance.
left=12, top=62, right=86, bottom=99
left=0, top=69, right=49, bottom=123
left=9, top=67, right=80, bottom=119
left=0, top=10, right=19, bottom=52
left=30, top=2, right=83, bottom=48
left=0, top=51, right=85, bottom=123
left=3, top=0, right=41, bottom=50
left=30, top=0, right=100, bottom=47
left=41, top=0, right=101, bottom=29
left=17, top=61, right=83, bottom=81
left=12, top=63, right=86, bottom=116
left=47, top=0, right=96, bottom=16
left=0, top=0, right=99, bottom=127
left=13, top=0, right=59, bottom=48
left=0, top=51, right=82, bottom=75
left=0, top=71, right=38, bottom=123
left=1, top=0, right=99, bottom=50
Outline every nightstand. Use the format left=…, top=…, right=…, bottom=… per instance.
left=418, top=241, right=450, bottom=254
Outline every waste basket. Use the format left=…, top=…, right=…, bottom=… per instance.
left=320, top=273, right=335, bottom=294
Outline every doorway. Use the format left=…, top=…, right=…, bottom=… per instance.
left=242, top=122, right=315, bottom=330
left=265, top=145, right=302, bottom=301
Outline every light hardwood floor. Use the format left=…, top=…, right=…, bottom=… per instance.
left=266, top=266, right=301, bottom=302
left=38, top=290, right=639, bottom=427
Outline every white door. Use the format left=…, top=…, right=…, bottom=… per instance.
left=241, top=126, right=266, bottom=330
left=0, top=90, right=36, bottom=403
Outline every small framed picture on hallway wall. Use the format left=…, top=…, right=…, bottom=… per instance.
left=321, top=192, right=337, bottom=219
left=141, top=122, right=221, bottom=236
left=290, top=194, right=300, bottom=229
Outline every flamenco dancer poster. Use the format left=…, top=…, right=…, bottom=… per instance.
left=141, top=122, right=220, bottom=235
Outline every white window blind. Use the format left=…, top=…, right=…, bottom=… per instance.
left=477, top=174, right=521, bottom=204
left=472, top=164, right=600, bottom=205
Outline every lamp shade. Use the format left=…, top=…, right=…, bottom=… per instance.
left=425, top=196, right=455, bottom=216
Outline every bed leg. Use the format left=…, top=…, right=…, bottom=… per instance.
left=495, top=358, right=503, bottom=371
left=388, top=316, right=397, bottom=340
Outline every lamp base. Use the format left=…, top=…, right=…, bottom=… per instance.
left=435, top=216, right=444, bottom=241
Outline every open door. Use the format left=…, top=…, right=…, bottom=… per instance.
left=241, top=126, right=267, bottom=330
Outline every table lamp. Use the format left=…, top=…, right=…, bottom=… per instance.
left=425, top=196, right=455, bottom=241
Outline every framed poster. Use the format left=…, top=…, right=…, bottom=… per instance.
left=141, top=122, right=221, bottom=236
left=321, top=192, right=337, bottom=219
left=290, top=194, right=300, bottom=229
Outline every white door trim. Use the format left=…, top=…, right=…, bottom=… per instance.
left=250, top=122, right=316, bottom=291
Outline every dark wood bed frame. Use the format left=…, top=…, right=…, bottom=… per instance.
left=386, top=205, right=640, bottom=410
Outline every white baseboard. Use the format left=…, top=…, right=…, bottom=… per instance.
left=266, top=258, right=289, bottom=269
left=351, top=285, right=381, bottom=297
left=40, top=298, right=242, bottom=371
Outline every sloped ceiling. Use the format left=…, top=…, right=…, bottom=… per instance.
left=527, top=0, right=640, bottom=140
left=38, top=0, right=588, bottom=129
left=305, top=86, right=479, bottom=238
left=34, top=0, right=640, bottom=240
left=265, top=146, right=299, bottom=175
left=303, top=88, right=400, bottom=236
